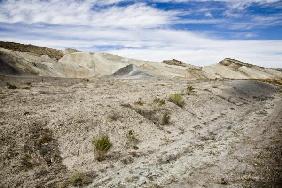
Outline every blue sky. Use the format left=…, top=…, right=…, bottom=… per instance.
left=0, top=0, right=282, bottom=67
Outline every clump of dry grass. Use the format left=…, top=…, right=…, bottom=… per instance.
left=20, top=153, right=34, bottom=170
left=68, top=171, right=92, bottom=187
left=134, top=98, right=145, bottom=106
left=186, top=85, right=195, bottom=95
left=260, top=79, right=282, bottom=86
left=92, top=135, right=112, bottom=161
left=161, top=112, right=171, bottom=125
left=107, top=112, right=120, bottom=121
left=153, top=98, right=166, bottom=106
left=169, top=93, right=185, bottom=108
left=126, top=130, right=139, bottom=149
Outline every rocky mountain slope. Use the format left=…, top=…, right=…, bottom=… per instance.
left=1, top=41, right=281, bottom=80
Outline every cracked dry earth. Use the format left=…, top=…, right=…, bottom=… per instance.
left=0, top=75, right=281, bottom=188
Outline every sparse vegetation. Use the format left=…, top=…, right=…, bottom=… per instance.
left=153, top=98, right=166, bottom=106
left=126, top=130, right=139, bottom=148
left=20, top=153, right=34, bottom=170
left=169, top=93, right=185, bottom=108
left=92, top=135, right=112, bottom=161
left=0, top=41, right=64, bottom=60
left=38, top=130, right=53, bottom=145
left=107, top=112, right=120, bottom=121
left=186, top=85, right=195, bottom=95
left=260, top=79, right=282, bottom=86
left=68, top=171, right=92, bottom=187
left=120, top=103, right=132, bottom=108
left=134, top=98, right=145, bottom=106
left=161, top=112, right=171, bottom=125
left=134, top=108, right=159, bottom=125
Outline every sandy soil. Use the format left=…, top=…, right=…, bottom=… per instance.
left=0, top=75, right=281, bottom=188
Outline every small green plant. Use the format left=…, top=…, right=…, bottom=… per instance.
left=92, top=135, right=112, bottom=161
left=153, top=98, right=165, bottom=106
left=134, top=98, right=144, bottom=106
left=68, top=171, right=92, bottom=187
left=186, top=85, right=195, bottom=95
left=161, top=112, right=170, bottom=125
left=169, top=93, right=185, bottom=108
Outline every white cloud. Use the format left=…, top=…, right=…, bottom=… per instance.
left=1, top=23, right=282, bottom=68
left=0, top=0, right=179, bottom=28
left=0, top=0, right=281, bottom=68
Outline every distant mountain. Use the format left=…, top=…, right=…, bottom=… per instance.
left=0, top=41, right=281, bottom=80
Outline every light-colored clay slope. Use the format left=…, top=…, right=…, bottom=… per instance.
left=1, top=76, right=281, bottom=187
left=203, top=58, right=282, bottom=79
left=59, top=52, right=193, bottom=79
left=0, top=42, right=281, bottom=80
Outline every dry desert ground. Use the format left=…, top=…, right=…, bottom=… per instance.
left=0, top=75, right=281, bottom=188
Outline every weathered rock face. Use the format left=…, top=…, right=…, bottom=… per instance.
left=162, top=59, right=188, bottom=67
left=113, top=64, right=152, bottom=79
left=203, top=58, right=282, bottom=80
left=0, top=41, right=64, bottom=60
left=0, top=41, right=281, bottom=80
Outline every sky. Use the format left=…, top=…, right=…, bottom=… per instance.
left=0, top=0, right=282, bottom=67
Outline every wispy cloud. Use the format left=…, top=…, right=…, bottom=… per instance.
left=0, top=0, right=180, bottom=28
left=0, top=0, right=281, bottom=68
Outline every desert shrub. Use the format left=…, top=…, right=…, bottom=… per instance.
left=161, top=112, right=170, bottom=125
left=126, top=130, right=139, bottom=148
left=68, top=171, right=92, bottom=187
left=153, top=98, right=165, bottom=106
left=169, top=93, right=185, bottom=108
left=186, top=85, right=195, bottom=95
left=134, top=98, right=144, bottom=106
left=92, top=135, right=112, bottom=161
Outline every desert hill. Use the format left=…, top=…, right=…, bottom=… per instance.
left=0, top=41, right=281, bottom=187
left=0, top=41, right=281, bottom=80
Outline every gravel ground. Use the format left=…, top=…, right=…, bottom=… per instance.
left=0, top=75, right=281, bottom=188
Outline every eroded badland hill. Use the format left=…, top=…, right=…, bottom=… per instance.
left=0, top=41, right=281, bottom=188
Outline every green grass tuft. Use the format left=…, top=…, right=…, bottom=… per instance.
left=169, top=93, right=185, bottom=108
left=92, top=135, right=112, bottom=161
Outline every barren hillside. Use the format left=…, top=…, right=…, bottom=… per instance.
left=0, top=75, right=281, bottom=187
left=1, top=41, right=281, bottom=80
left=0, top=42, right=281, bottom=188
